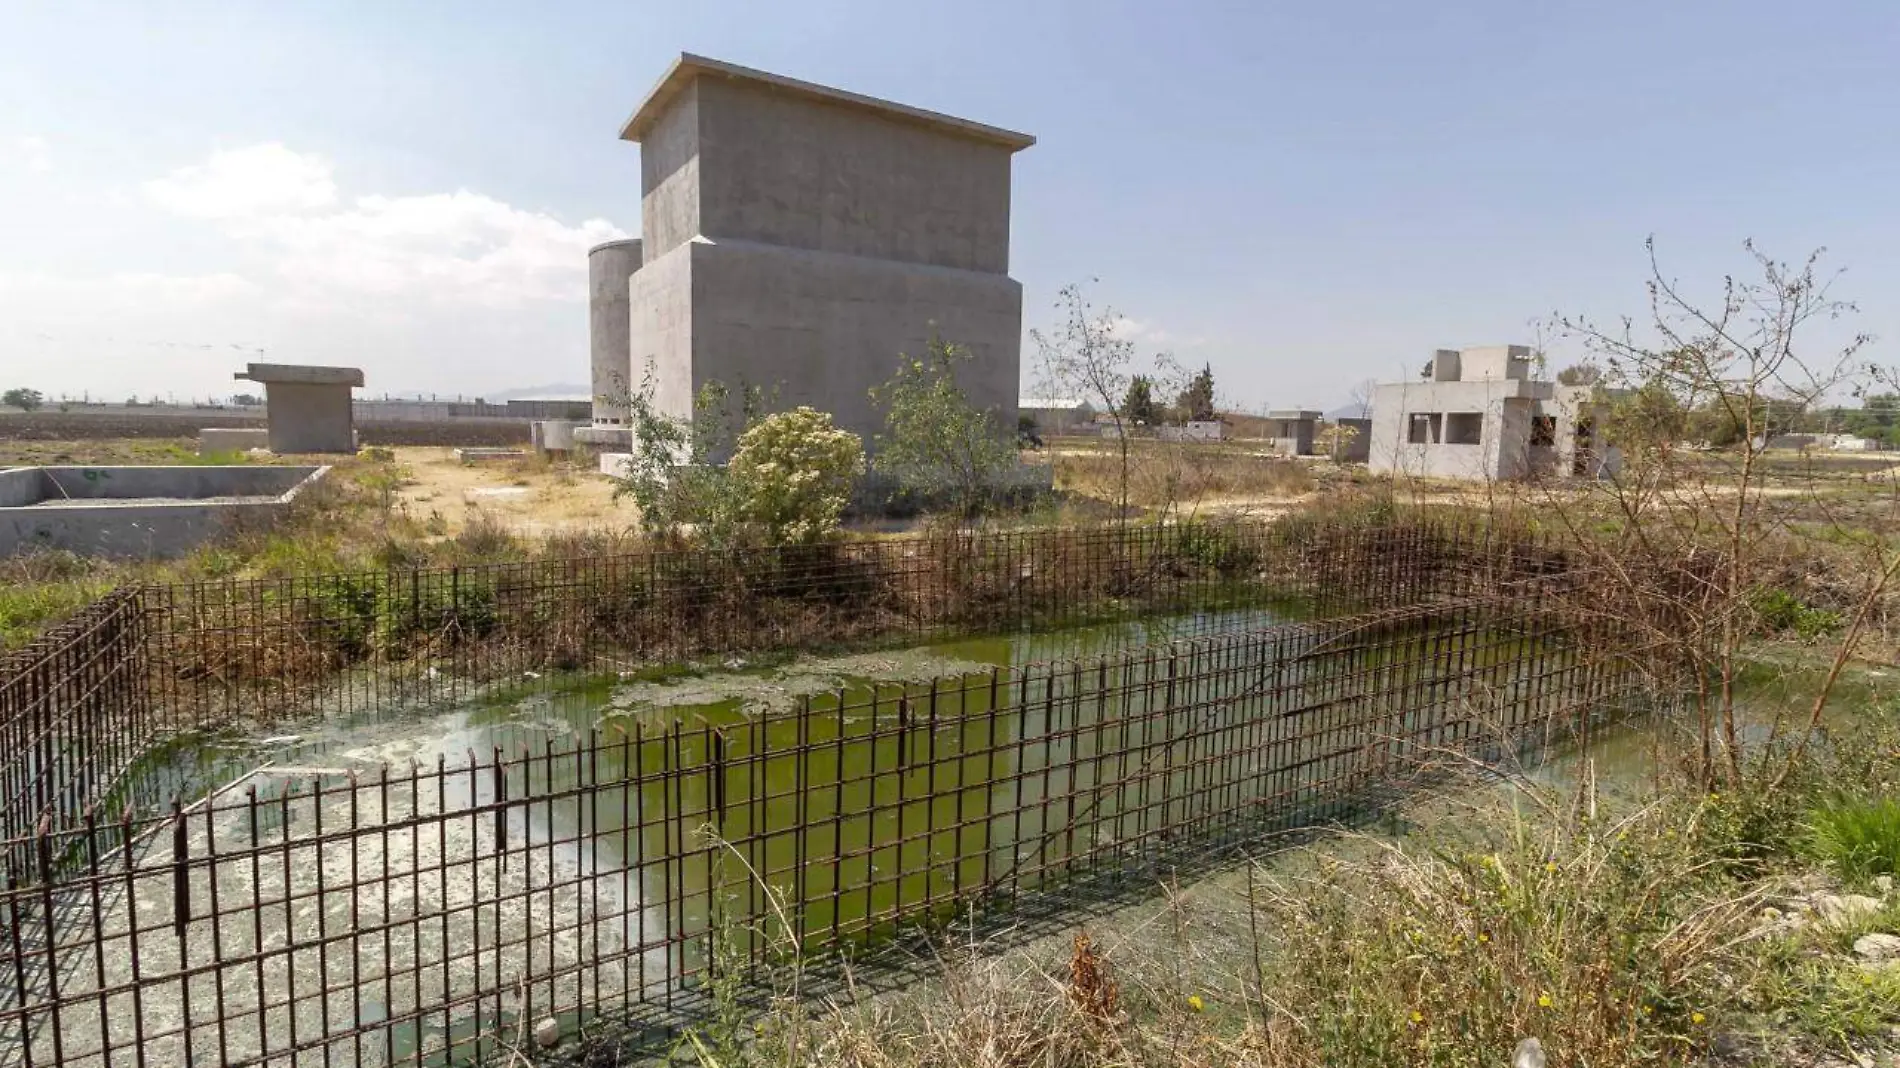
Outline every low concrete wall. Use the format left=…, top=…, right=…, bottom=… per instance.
left=0, top=465, right=327, bottom=559
left=200, top=427, right=271, bottom=454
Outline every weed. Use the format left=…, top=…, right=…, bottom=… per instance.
left=1805, top=794, right=1900, bottom=885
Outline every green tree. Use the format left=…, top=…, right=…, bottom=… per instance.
left=1555, top=362, right=1603, bottom=386
left=1176, top=363, right=1217, bottom=422
left=871, top=337, right=1020, bottom=518
left=1122, top=375, right=1161, bottom=425
left=728, top=408, right=864, bottom=545
left=2, top=388, right=43, bottom=411
left=609, top=372, right=760, bottom=547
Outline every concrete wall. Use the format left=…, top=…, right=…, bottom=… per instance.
left=588, top=239, right=643, bottom=426
left=199, top=427, right=270, bottom=455
left=693, top=77, right=1015, bottom=273
left=1368, top=380, right=1540, bottom=480
left=263, top=382, right=355, bottom=453
left=0, top=465, right=327, bottom=558
left=1332, top=418, right=1372, bottom=463
left=638, top=237, right=1020, bottom=449
left=640, top=81, right=703, bottom=264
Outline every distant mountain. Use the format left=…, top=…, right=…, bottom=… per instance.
left=484, top=383, right=592, bottom=402
left=1325, top=402, right=1372, bottom=421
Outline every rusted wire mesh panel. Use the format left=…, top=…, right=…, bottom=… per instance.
left=134, top=518, right=1489, bottom=732
left=0, top=584, right=1642, bottom=1068
left=0, top=589, right=153, bottom=859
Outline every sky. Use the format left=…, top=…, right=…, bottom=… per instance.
left=3, top=0, right=1898, bottom=412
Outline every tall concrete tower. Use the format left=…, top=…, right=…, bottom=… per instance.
left=583, top=238, right=641, bottom=444
left=613, top=53, right=1034, bottom=451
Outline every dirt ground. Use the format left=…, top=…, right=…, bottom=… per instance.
left=390, top=447, right=633, bottom=537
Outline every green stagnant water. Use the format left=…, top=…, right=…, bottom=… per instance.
left=39, top=608, right=1900, bottom=1067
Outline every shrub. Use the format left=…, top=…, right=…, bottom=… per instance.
left=728, top=407, right=865, bottom=546
left=1749, top=587, right=1844, bottom=640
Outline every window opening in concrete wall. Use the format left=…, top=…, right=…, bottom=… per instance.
left=1530, top=416, right=1557, bottom=447
left=1407, top=413, right=1443, bottom=444
left=1573, top=419, right=1597, bottom=475
left=1445, top=412, right=1483, bottom=445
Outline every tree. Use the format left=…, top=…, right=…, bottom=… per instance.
left=2, top=388, right=43, bottom=411
left=608, top=369, right=765, bottom=547
left=1176, top=363, right=1217, bottom=422
left=1552, top=238, right=1890, bottom=788
left=728, top=408, right=864, bottom=545
left=1555, top=362, right=1603, bottom=386
left=1033, top=283, right=1141, bottom=523
left=1122, top=375, right=1161, bottom=426
left=872, top=337, right=1020, bottom=519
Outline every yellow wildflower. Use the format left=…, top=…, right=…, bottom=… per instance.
left=1691, top=1011, right=1706, bottom=1025
left=1409, top=1010, right=1424, bottom=1024
left=1186, top=995, right=1205, bottom=1013
left=1537, top=992, right=1553, bottom=1009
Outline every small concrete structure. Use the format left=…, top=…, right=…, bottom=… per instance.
left=1367, top=346, right=1619, bottom=481
left=601, top=53, right=1033, bottom=453
left=1329, top=418, right=1372, bottom=463
left=1158, top=421, right=1225, bottom=443
left=234, top=364, right=364, bottom=453
left=1018, top=398, right=1095, bottom=435
left=1263, top=410, right=1321, bottom=456
left=531, top=420, right=576, bottom=459
left=452, top=448, right=526, bottom=464
left=0, top=465, right=328, bottom=558
left=198, top=427, right=270, bottom=455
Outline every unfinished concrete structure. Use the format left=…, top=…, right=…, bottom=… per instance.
left=1367, top=346, right=1618, bottom=481
left=581, top=238, right=643, bottom=447
left=1, top=465, right=328, bottom=558
left=234, top=364, right=364, bottom=453
left=597, top=54, right=1033, bottom=451
left=1329, top=418, right=1372, bottom=463
left=1263, top=410, right=1320, bottom=456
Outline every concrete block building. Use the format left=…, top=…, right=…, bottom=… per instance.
left=1263, top=410, right=1320, bottom=456
left=1367, top=346, right=1618, bottom=481
left=232, top=363, right=363, bottom=454
left=587, top=54, right=1034, bottom=452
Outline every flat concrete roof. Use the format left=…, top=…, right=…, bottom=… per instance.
left=235, top=363, right=365, bottom=387
left=619, top=53, right=1036, bottom=152
left=1265, top=410, right=1323, bottom=421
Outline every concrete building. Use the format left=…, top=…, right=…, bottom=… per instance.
left=1367, top=346, right=1618, bottom=481
left=1263, top=410, right=1321, bottom=456
left=233, top=363, right=364, bottom=453
left=598, top=53, right=1034, bottom=452
left=582, top=238, right=643, bottom=446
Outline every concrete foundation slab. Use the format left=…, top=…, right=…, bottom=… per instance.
left=452, top=448, right=527, bottom=464
left=199, top=427, right=271, bottom=455
left=0, top=465, right=328, bottom=558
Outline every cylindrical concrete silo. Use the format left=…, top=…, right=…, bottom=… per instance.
left=587, top=239, right=642, bottom=429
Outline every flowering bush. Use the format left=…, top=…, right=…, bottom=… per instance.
left=727, top=407, right=865, bottom=546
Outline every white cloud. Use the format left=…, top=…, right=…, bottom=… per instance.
left=144, top=142, right=338, bottom=219
left=17, top=136, right=50, bottom=172
left=141, top=144, right=625, bottom=305
left=0, top=143, right=628, bottom=398
left=247, top=190, right=624, bottom=303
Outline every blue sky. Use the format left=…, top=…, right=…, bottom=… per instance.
left=3, top=0, right=1895, bottom=410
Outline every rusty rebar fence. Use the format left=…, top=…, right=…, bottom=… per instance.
left=0, top=590, right=153, bottom=860
left=0, top=580, right=1640, bottom=1068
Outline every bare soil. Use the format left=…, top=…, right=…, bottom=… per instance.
left=390, top=447, right=632, bottom=537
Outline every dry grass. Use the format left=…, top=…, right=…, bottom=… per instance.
left=1048, top=441, right=1314, bottom=511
